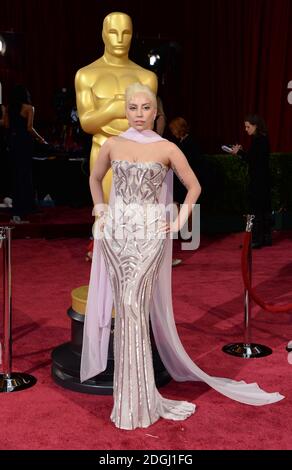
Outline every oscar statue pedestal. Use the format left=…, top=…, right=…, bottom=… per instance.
left=51, top=286, right=171, bottom=394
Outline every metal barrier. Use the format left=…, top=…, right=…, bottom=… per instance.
left=0, top=226, right=37, bottom=392
left=222, top=215, right=272, bottom=358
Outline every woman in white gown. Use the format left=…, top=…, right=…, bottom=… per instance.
left=81, top=83, right=283, bottom=430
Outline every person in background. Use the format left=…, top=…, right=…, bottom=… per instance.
left=169, top=117, right=202, bottom=203
left=231, top=114, right=272, bottom=248
left=0, top=103, right=7, bottom=157
left=5, top=85, right=47, bottom=223
left=154, top=96, right=166, bottom=136
left=0, top=103, right=5, bottom=127
left=169, top=117, right=203, bottom=265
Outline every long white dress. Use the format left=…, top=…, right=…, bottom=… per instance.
left=101, top=160, right=195, bottom=429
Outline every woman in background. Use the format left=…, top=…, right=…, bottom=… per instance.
left=232, top=114, right=272, bottom=248
left=5, top=85, right=46, bottom=223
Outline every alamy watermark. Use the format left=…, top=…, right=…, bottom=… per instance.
left=91, top=201, right=200, bottom=251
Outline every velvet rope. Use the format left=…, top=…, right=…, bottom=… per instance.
left=241, top=232, right=292, bottom=313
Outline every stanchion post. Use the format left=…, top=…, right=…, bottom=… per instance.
left=2, top=226, right=12, bottom=378
left=243, top=215, right=253, bottom=346
left=0, top=226, right=37, bottom=392
left=222, top=215, right=272, bottom=358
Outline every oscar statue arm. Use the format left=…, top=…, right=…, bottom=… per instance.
left=75, top=69, right=126, bottom=136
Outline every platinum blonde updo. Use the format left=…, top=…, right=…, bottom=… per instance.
left=125, top=82, right=157, bottom=108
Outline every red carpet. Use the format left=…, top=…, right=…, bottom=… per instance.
left=0, top=206, right=92, bottom=238
left=0, top=231, right=292, bottom=450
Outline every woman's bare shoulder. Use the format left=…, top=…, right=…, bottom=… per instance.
left=21, top=103, right=34, bottom=115
left=107, top=136, right=122, bottom=146
left=22, top=103, right=34, bottom=110
left=160, top=139, right=178, bottom=152
left=101, top=136, right=124, bottom=152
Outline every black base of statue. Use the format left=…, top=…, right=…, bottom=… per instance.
left=51, top=307, right=171, bottom=394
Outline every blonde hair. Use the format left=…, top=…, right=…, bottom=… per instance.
left=125, top=82, right=157, bottom=108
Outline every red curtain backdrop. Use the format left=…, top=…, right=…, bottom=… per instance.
left=1, top=0, right=292, bottom=153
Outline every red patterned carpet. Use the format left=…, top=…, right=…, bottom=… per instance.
left=0, top=231, right=292, bottom=450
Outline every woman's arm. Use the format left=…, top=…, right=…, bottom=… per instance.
left=168, top=143, right=201, bottom=232
left=155, top=97, right=166, bottom=136
left=89, top=139, right=111, bottom=207
left=3, top=106, right=9, bottom=128
left=155, top=114, right=166, bottom=136
left=0, top=105, right=5, bottom=127
left=25, top=105, right=47, bottom=143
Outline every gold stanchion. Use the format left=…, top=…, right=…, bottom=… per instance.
left=0, top=227, right=37, bottom=392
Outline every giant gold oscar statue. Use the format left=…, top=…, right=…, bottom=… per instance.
left=51, top=12, right=159, bottom=392
left=75, top=11, right=157, bottom=200
left=73, top=11, right=157, bottom=312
